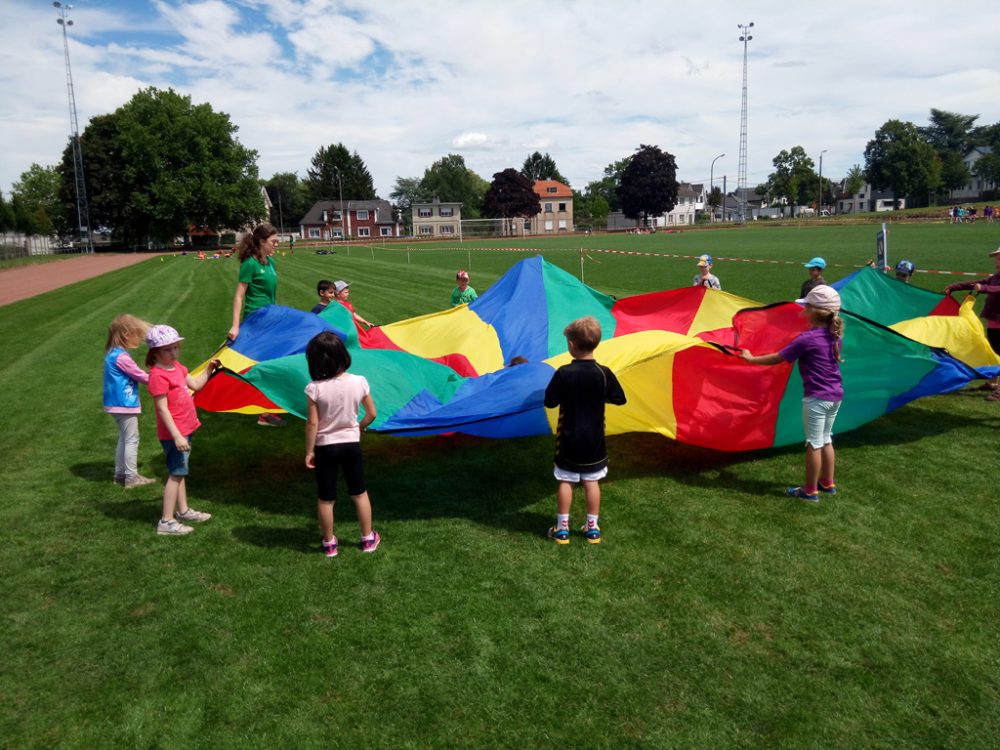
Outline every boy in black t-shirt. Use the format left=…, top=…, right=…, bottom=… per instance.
left=543, top=316, right=627, bottom=544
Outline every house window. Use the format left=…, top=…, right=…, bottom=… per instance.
left=357, top=227, right=370, bottom=237
left=356, top=210, right=369, bottom=221
left=544, top=220, right=554, bottom=232
left=333, top=229, right=343, bottom=238
left=545, top=202, right=553, bottom=212
left=680, top=215, right=686, bottom=224
left=309, top=228, right=320, bottom=238
left=441, top=225, right=455, bottom=235
left=417, top=208, right=432, bottom=218
left=558, top=203, right=566, bottom=212
left=547, top=186, right=558, bottom=193
left=380, top=226, right=392, bottom=237
left=558, top=220, right=567, bottom=231
left=419, top=225, right=433, bottom=235
left=439, top=207, right=454, bottom=217
left=332, top=210, right=342, bottom=221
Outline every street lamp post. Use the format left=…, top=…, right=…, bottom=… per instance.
left=710, top=153, right=725, bottom=222
left=333, top=167, right=344, bottom=240
left=817, top=149, right=827, bottom=217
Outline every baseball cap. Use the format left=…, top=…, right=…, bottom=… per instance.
left=795, top=284, right=841, bottom=312
left=697, top=254, right=713, bottom=267
left=895, top=260, right=915, bottom=275
left=333, top=280, right=350, bottom=294
left=146, top=324, right=184, bottom=348
left=803, top=257, right=826, bottom=269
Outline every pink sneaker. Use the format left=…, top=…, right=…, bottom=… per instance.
left=360, top=531, right=381, bottom=553
left=321, top=536, right=339, bottom=558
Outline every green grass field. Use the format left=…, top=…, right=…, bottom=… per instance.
left=2, top=222, right=999, bottom=749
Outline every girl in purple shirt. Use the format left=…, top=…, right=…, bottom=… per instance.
left=742, top=285, right=845, bottom=502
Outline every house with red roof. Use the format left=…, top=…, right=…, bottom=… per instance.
left=529, top=179, right=573, bottom=234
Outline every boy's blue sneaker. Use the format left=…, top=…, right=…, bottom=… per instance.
left=786, top=486, right=820, bottom=503
left=547, top=526, right=570, bottom=545
left=818, top=482, right=837, bottom=495
left=580, top=524, right=602, bottom=544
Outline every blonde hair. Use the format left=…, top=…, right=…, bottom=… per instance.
left=106, top=314, right=151, bottom=352
left=563, top=316, right=602, bottom=352
left=809, top=307, right=844, bottom=358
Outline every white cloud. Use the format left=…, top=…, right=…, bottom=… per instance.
left=3, top=0, right=1000, bottom=199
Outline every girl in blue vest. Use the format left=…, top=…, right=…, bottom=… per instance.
left=104, top=314, right=154, bottom=488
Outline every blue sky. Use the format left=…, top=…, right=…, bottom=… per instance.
left=3, top=0, right=1000, bottom=199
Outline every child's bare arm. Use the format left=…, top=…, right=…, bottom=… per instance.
left=359, top=394, right=377, bottom=431
left=742, top=350, right=784, bottom=366
left=154, top=394, right=189, bottom=450
left=305, top=398, right=319, bottom=468
left=186, top=360, right=221, bottom=391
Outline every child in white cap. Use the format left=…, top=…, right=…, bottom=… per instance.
left=693, top=255, right=721, bottom=290
left=145, top=325, right=220, bottom=535
left=741, top=285, right=845, bottom=502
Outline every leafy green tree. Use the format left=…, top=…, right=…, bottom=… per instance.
left=618, top=145, right=678, bottom=225
left=573, top=190, right=609, bottom=229
left=939, top=152, right=971, bottom=193
left=706, top=186, right=723, bottom=219
left=585, top=157, right=631, bottom=212
left=919, top=109, right=978, bottom=156
left=843, top=164, right=865, bottom=197
left=864, top=119, right=942, bottom=207
left=389, top=176, right=431, bottom=234
left=12, top=164, right=66, bottom=236
left=419, top=154, right=488, bottom=219
left=0, top=190, right=13, bottom=232
left=970, top=122, right=1000, bottom=188
left=306, top=143, right=376, bottom=204
left=264, top=172, right=309, bottom=232
left=520, top=152, right=568, bottom=185
left=759, top=146, right=816, bottom=215
left=58, top=88, right=262, bottom=245
left=483, top=168, right=541, bottom=230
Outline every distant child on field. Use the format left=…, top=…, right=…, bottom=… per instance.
left=304, top=331, right=381, bottom=557
left=693, top=254, right=722, bottom=290
left=312, top=279, right=336, bottom=314
left=145, top=325, right=219, bottom=535
left=333, top=280, right=374, bottom=329
left=104, top=314, right=154, bottom=488
left=800, top=257, right=827, bottom=298
left=450, top=269, right=478, bottom=307
left=544, top=316, right=627, bottom=544
left=742, top=285, right=844, bottom=502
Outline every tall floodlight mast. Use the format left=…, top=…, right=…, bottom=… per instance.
left=737, top=21, right=754, bottom=224
left=55, top=2, right=93, bottom=252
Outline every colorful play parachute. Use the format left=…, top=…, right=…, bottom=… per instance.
left=194, top=257, right=999, bottom=452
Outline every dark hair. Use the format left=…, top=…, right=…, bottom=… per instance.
left=306, top=331, right=351, bottom=381
left=317, top=279, right=335, bottom=295
left=236, top=223, right=278, bottom=263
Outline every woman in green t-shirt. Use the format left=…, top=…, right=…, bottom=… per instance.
left=229, top=223, right=279, bottom=342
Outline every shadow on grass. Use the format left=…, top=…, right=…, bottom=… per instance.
left=231, top=524, right=315, bottom=553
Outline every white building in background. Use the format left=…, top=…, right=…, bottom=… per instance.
left=412, top=199, right=463, bottom=238
left=837, top=184, right=904, bottom=214
left=950, top=146, right=995, bottom=201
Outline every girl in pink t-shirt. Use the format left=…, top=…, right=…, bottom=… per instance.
left=304, top=331, right=380, bottom=557
left=145, top=324, right=219, bottom=536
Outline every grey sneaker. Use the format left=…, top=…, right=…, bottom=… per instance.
left=123, top=474, right=156, bottom=488
left=157, top=519, right=193, bottom=535
left=176, top=508, right=212, bottom=522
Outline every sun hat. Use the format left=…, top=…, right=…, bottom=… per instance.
left=333, top=280, right=350, bottom=294
left=146, top=324, right=184, bottom=348
left=697, top=254, right=713, bottom=267
left=803, top=257, right=826, bottom=269
left=895, top=260, right=915, bottom=275
left=795, top=284, right=841, bottom=312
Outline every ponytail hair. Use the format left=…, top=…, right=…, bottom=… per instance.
left=810, top=307, right=845, bottom=360
left=237, top=223, right=278, bottom=263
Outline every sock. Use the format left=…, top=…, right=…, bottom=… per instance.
left=557, top=513, right=569, bottom=530
left=361, top=532, right=375, bottom=542
left=819, top=478, right=835, bottom=488
left=586, top=514, right=599, bottom=529
left=804, top=485, right=818, bottom=495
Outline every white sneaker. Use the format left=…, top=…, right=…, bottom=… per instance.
left=175, top=508, right=212, bottom=522
left=157, top=519, right=193, bottom=535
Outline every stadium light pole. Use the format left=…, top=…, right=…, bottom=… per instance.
left=737, top=21, right=754, bottom=224
left=54, top=1, right=93, bottom=253
left=710, top=153, right=725, bottom=222
left=817, top=149, right=827, bottom=217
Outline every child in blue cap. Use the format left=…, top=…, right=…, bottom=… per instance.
left=801, top=257, right=827, bottom=298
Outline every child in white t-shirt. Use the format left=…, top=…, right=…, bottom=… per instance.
left=304, top=331, right=380, bottom=557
